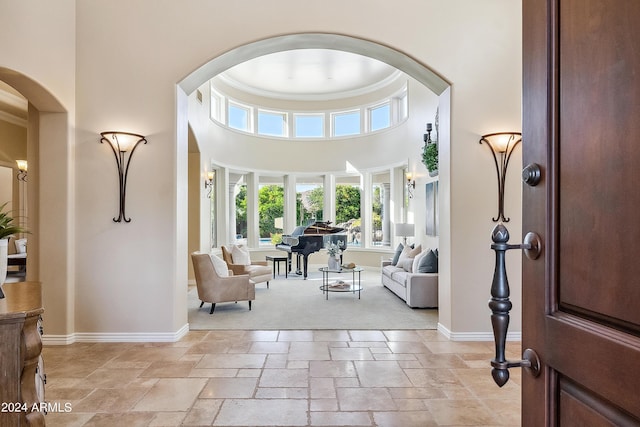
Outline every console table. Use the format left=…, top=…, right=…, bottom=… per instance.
left=0, top=282, right=45, bottom=427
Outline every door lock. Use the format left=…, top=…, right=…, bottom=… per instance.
left=522, top=163, right=542, bottom=186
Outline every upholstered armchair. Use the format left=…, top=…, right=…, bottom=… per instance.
left=221, top=245, right=272, bottom=288
left=191, top=252, right=255, bottom=314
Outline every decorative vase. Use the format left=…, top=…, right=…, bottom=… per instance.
left=328, top=255, right=341, bottom=271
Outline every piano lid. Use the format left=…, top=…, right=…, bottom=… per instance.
left=299, top=220, right=344, bottom=235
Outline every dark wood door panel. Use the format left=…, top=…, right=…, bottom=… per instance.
left=523, top=0, right=640, bottom=423
left=559, top=378, right=638, bottom=426
left=558, top=0, right=640, bottom=327
left=546, top=315, right=640, bottom=419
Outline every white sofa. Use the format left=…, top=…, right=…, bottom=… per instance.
left=381, top=249, right=438, bottom=308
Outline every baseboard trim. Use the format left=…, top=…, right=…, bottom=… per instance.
left=437, top=323, right=521, bottom=342
left=42, top=334, right=76, bottom=345
left=43, top=323, right=190, bottom=345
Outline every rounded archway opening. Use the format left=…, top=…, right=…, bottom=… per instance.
left=180, top=33, right=450, bottom=96
left=179, top=33, right=451, bottom=330
left=0, top=67, right=72, bottom=335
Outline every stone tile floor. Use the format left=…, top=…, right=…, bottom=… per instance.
left=43, top=330, right=521, bottom=426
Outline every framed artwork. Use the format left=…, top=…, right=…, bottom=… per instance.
left=425, top=181, right=438, bottom=236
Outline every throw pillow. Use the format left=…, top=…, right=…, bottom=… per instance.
left=418, top=250, right=438, bottom=273
left=401, top=257, right=414, bottom=272
left=408, top=244, right=422, bottom=258
left=391, top=243, right=404, bottom=266
left=395, top=245, right=412, bottom=267
left=231, top=244, right=251, bottom=265
left=412, top=249, right=427, bottom=273
left=209, top=254, right=230, bottom=277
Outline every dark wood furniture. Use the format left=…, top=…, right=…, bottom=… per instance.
left=265, top=255, right=288, bottom=278
left=0, top=281, right=45, bottom=426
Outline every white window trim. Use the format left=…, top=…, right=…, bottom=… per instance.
left=367, top=101, right=392, bottom=132
left=228, top=101, right=253, bottom=132
left=209, top=85, right=408, bottom=140
left=257, top=108, right=288, bottom=137
left=331, top=109, right=362, bottom=137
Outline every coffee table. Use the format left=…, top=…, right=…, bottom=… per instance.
left=318, top=266, right=363, bottom=300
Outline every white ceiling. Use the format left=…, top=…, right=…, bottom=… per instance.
left=218, top=49, right=402, bottom=100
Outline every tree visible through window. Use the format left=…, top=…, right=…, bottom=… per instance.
left=336, top=184, right=361, bottom=246
left=258, top=184, right=284, bottom=242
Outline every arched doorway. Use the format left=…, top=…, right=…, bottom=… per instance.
left=177, top=33, right=452, bottom=329
left=0, top=67, right=74, bottom=337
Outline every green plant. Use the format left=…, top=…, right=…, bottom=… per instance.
left=0, top=202, right=27, bottom=240
left=270, top=233, right=282, bottom=245
left=422, top=142, right=438, bottom=172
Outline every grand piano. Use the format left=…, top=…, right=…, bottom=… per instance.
left=276, top=220, right=347, bottom=279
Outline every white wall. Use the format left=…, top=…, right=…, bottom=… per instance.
left=0, top=0, right=522, bottom=341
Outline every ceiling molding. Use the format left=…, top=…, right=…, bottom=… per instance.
left=216, top=69, right=405, bottom=102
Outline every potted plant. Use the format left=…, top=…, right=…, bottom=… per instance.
left=422, top=142, right=438, bottom=176
left=421, top=110, right=439, bottom=176
left=0, top=202, right=28, bottom=298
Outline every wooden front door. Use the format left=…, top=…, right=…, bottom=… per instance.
left=522, top=0, right=640, bottom=424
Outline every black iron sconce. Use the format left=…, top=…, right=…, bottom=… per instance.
left=16, top=160, right=27, bottom=182
left=100, top=131, right=147, bottom=223
left=406, top=172, right=416, bottom=199
left=423, top=123, right=432, bottom=143
left=478, top=132, right=522, bottom=222
left=205, top=171, right=214, bottom=198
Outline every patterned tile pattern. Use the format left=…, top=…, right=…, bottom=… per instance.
left=43, top=330, right=521, bottom=426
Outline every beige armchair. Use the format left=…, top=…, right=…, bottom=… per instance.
left=191, top=252, right=255, bottom=314
left=221, top=245, right=272, bottom=288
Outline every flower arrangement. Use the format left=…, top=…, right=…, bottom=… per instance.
left=325, top=240, right=344, bottom=257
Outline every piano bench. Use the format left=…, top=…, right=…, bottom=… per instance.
left=266, top=255, right=288, bottom=278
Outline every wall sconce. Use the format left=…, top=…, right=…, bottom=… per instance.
left=423, top=123, right=433, bottom=143
left=479, top=132, right=522, bottom=222
left=16, top=160, right=27, bottom=182
left=406, top=172, right=416, bottom=199
left=205, top=171, right=214, bottom=198
left=100, top=131, right=147, bottom=223
left=395, top=223, right=415, bottom=245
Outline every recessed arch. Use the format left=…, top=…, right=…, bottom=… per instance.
left=179, top=33, right=450, bottom=97
left=0, top=66, right=73, bottom=336
left=0, top=67, right=66, bottom=113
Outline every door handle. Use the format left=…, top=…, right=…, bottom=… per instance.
left=489, top=223, right=542, bottom=387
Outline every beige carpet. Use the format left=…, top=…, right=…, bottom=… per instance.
left=188, top=266, right=438, bottom=330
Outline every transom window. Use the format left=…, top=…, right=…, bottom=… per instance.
left=258, top=110, right=287, bottom=137
left=369, top=102, right=391, bottom=132
left=228, top=102, right=251, bottom=132
left=294, top=114, right=324, bottom=138
left=332, top=110, right=361, bottom=137
left=211, top=83, right=407, bottom=140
